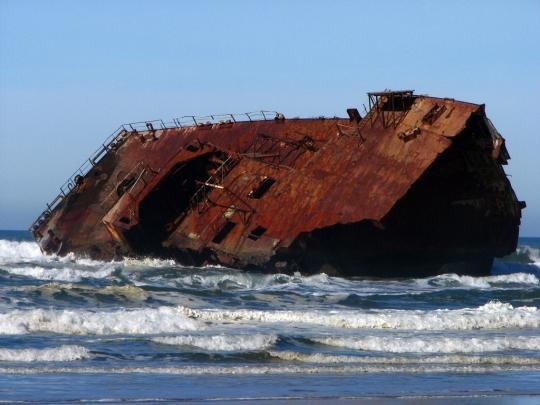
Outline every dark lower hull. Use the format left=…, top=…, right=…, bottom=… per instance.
left=150, top=242, right=495, bottom=278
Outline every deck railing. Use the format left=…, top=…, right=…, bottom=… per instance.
left=30, top=110, right=279, bottom=232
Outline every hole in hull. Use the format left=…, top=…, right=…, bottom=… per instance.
left=124, top=152, right=226, bottom=252
left=212, top=221, right=236, bottom=244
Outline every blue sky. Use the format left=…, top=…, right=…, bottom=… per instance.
left=1, top=0, right=539, bottom=234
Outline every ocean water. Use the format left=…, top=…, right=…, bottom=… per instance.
left=0, top=230, right=539, bottom=403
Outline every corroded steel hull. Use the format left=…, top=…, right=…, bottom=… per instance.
left=31, top=91, right=525, bottom=277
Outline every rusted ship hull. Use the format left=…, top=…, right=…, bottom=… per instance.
left=31, top=91, right=525, bottom=277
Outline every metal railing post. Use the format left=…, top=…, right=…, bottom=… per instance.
left=31, top=110, right=283, bottom=230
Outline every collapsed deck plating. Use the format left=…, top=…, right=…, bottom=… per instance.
left=31, top=91, right=525, bottom=276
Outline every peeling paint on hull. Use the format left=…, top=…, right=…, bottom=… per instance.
left=30, top=91, right=525, bottom=277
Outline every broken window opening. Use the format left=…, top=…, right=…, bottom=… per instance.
left=116, top=177, right=136, bottom=197
left=248, top=225, right=267, bottom=241
left=212, top=220, right=236, bottom=244
left=380, top=97, right=414, bottom=111
left=422, top=104, right=447, bottom=125
left=376, top=93, right=415, bottom=112
left=248, top=177, right=276, bottom=199
left=123, top=153, right=223, bottom=252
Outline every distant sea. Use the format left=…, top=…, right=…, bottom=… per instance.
left=0, top=230, right=539, bottom=403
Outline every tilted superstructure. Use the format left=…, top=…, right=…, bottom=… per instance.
left=31, top=91, right=525, bottom=276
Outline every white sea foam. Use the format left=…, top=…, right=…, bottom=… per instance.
left=313, top=335, right=540, bottom=353
left=0, top=306, right=200, bottom=335
left=173, top=271, right=339, bottom=292
left=422, top=272, right=539, bottom=288
left=3, top=237, right=537, bottom=292
left=268, top=351, right=540, bottom=365
left=122, top=257, right=177, bottom=268
left=0, top=345, right=90, bottom=362
left=480, top=272, right=539, bottom=285
left=0, top=239, right=108, bottom=268
left=58, top=253, right=109, bottom=267
left=0, top=363, right=536, bottom=375
left=2, top=265, right=116, bottom=282
left=180, top=301, right=540, bottom=330
left=63, top=254, right=180, bottom=269
left=151, top=270, right=540, bottom=295
left=152, top=334, right=277, bottom=351
left=0, top=240, right=43, bottom=264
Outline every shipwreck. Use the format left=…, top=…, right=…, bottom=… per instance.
left=30, top=90, right=525, bottom=276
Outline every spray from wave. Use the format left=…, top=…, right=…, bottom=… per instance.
left=0, top=240, right=43, bottom=264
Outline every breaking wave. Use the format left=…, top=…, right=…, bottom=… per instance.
left=180, top=301, right=540, bottom=330
left=0, top=345, right=90, bottom=362
left=1, top=240, right=539, bottom=296
left=5, top=301, right=536, bottom=336
left=0, top=364, right=536, bottom=375
left=419, top=272, right=539, bottom=288
left=0, top=239, right=177, bottom=268
left=0, top=234, right=540, bottom=399
left=312, top=335, right=540, bottom=353
left=0, top=240, right=43, bottom=264
left=2, top=265, right=117, bottom=282
left=520, top=246, right=540, bottom=265
left=170, top=272, right=340, bottom=292
left=152, top=334, right=277, bottom=351
left=0, top=306, right=200, bottom=335
left=268, top=351, right=540, bottom=365
left=118, top=257, right=178, bottom=269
